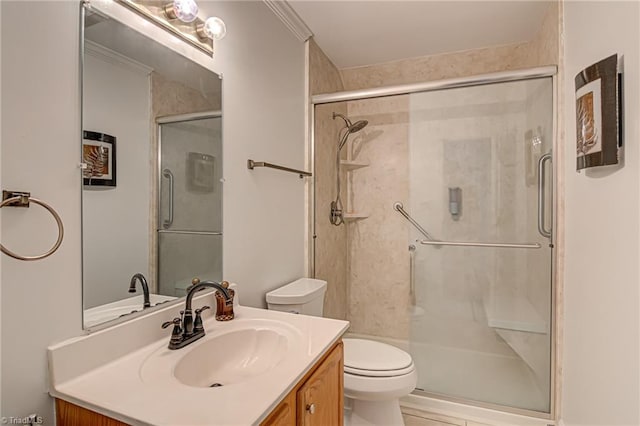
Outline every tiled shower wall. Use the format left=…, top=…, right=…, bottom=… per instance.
left=310, top=39, right=349, bottom=320
left=346, top=96, right=412, bottom=339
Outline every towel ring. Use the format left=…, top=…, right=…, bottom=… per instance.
left=0, top=196, right=64, bottom=261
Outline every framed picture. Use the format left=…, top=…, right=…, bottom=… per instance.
left=575, top=54, right=622, bottom=170
left=83, top=131, right=116, bottom=187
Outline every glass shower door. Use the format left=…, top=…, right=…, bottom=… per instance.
left=407, top=77, right=554, bottom=413
left=158, top=114, right=223, bottom=297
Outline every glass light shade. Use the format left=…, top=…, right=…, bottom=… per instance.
left=172, top=0, right=199, bottom=23
left=202, top=16, right=227, bottom=40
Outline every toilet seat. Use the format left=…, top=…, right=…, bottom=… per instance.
left=344, top=362, right=415, bottom=377
left=343, top=338, right=415, bottom=377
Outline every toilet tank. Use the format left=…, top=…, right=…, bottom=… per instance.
left=266, top=278, right=327, bottom=316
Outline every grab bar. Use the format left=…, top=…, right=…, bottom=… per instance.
left=396, top=201, right=542, bottom=249
left=247, top=159, right=312, bottom=178
left=537, top=153, right=552, bottom=239
left=393, top=202, right=436, bottom=241
left=419, top=240, right=541, bottom=249
left=409, top=244, right=416, bottom=304
left=162, top=168, right=174, bottom=229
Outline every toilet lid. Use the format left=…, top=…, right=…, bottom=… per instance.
left=343, top=338, right=414, bottom=376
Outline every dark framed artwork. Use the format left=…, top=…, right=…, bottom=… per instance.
left=83, top=131, right=116, bottom=187
left=575, top=54, right=622, bottom=170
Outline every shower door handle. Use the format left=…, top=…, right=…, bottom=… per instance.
left=162, top=168, right=174, bottom=229
left=537, top=153, right=552, bottom=239
left=409, top=244, right=416, bottom=305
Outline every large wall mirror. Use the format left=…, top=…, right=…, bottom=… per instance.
left=82, top=4, right=223, bottom=329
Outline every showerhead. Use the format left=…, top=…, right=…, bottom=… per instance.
left=332, top=112, right=368, bottom=134
left=348, top=120, right=368, bottom=133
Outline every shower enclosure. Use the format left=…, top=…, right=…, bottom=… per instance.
left=312, top=68, right=556, bottom=418
left=157, top=112, right=223, bottom=297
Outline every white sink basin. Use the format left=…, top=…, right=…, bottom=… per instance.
left=175, top=328, right=288, bottom=387
left=140, top=318, right=301, bottom=388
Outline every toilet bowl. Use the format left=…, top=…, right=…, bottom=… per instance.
left=343, top=338, right=417, bottom=426
left=266, top=279, right=417, bottom=426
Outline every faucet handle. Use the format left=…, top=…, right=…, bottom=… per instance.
left=195, top=305, right=211, bottom=315
left=193, top=306, right=211, bottom=334
left=162, top=317, right=181, bottom=329
left=162, top=317, right=183, bottom=349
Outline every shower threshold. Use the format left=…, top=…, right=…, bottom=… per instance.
left=401, top=393, right=554, bottom=426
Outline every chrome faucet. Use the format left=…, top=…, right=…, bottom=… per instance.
left=161, top=279, right=232, bottom=350
left=129, top=273, right=151, bottom=308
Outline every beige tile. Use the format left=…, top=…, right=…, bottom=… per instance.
left=151, top=72, right=220, bottom=118
left=341, top=43, right=530, bottom=91
left=309, top=41, right=349, bottom=320
left=314, top=103, right=348, bottom=320
left=346, top=95, right=411, bottom=339
left=309, top=38, right=344, bottom=95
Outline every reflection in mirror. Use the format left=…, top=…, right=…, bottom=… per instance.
left=82, top=6, right=222, bottom=329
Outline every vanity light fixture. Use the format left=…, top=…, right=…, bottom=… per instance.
left=115, top=0, right=227, bottom=56
left=197, top=17, right=227, bottom=41
left=163, top=0, right=199, bottom=23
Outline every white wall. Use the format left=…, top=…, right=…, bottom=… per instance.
left=83, top=48, right=151, bottom=309
left=0, top=0, right=305, bottom=421
left=1, top=1, right=84, bottom=421
left=205, top=1, right=307, bottom=308
left=0, top=0, right=3, bottom=415
left=562, top=2, right=640, bottom=425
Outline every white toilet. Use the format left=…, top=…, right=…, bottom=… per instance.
left=267, top=278, right=417, bottom=426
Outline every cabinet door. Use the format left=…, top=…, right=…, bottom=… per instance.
left=296, top=342, right=344, bottom=426
left=261, top=392, right=296, bottom=426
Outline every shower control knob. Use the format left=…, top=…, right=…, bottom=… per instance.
left=306, top=403, right=316, bottom=414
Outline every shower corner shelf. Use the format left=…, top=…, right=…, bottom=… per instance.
left=343, top=213, right=369, bottom=221
left=340, top=160, right=369, bottom=171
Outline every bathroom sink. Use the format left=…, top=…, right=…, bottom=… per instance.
left=174, top=328, right=288, bottom=387
left=84, top=294, right=177, bottom=328
left=140, top=319, right=300, bottom=388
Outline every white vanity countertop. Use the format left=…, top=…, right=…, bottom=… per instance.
left=49, top=305, right=349, bottom=426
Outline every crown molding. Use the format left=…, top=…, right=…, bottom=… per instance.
left=263, top=0, right=313, bottom=42
left=84, top=40, right=154, bottom=75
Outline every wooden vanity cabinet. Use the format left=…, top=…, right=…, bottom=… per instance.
left=56, top=340, right=343, bottom=426
left=56, top=399, right=128, bottom=426
left=262, top=340, right=344, bottom=426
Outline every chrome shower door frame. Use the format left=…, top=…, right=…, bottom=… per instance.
left=308, top=67, right=559, bottom=421
left=155, top=111, right=223, bottom=294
